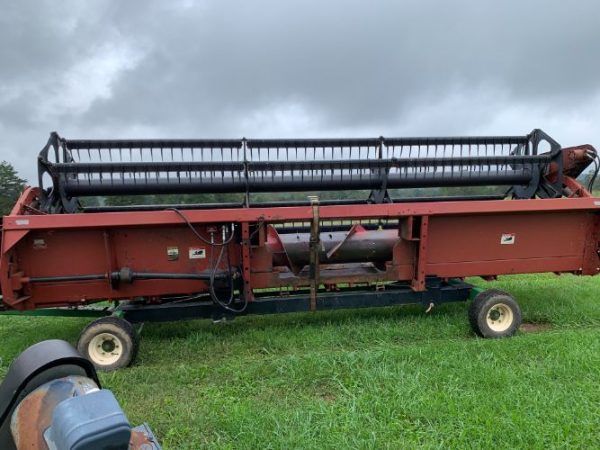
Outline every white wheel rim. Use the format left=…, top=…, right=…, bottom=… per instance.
left=486, top=303, right=514, bottom=332
left=88, top=333, right=124, bottom=366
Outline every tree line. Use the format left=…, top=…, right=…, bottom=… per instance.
left=0, top=162, right=26, bottom=216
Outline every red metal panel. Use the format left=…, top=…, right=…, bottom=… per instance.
left=424, top=211, right=599, bottom=277
left=26, top=279, right=210, bottom=307
left=2, top=224, right=243, bottom=309
left=241, top=222, right=254, bottom=301
left=427, top=257, right=584, bottom=278
left=2, top=187, right=600, bottom=310
left=426, top=212, right=590, bottom=264
left=581, top=213, right=600, bottom=275
left=412, top=216, right=429, bottom=291
left=17, top=226, right=234, bottom=278
left=4, top=197, right=600, bottom=232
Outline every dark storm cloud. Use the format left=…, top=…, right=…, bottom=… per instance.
left=1, top=0, right=600, bottom=181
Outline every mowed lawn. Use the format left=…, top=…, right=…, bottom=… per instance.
left=1, top=274, right=599, bottom=449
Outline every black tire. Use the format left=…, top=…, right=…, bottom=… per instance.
left=76, top=316, right=139, bottom=371
left=468, top=289, right=522, bottom=338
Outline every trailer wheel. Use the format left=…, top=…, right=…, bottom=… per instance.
left=76, top=316, right=138, bottom=371
left=468, top=289, right=522, bottom=338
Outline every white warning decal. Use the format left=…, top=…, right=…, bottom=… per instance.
left=500, top=233, right=515, bottom=245
left=189, top=247, right=206, bottom=259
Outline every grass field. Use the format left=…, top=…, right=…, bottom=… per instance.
left=1, top=273, right=599, bottom=449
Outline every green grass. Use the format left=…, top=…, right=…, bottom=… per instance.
left=1, top=274, right=599, bottom=449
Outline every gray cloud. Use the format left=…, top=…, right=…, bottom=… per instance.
left=1, top=0, right=600, bottom=182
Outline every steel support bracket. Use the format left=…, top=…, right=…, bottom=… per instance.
left=308, top=196, right=320, bottom=311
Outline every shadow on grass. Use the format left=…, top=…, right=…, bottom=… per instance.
left=140, top=301, right=467, bottom=340
left=132, top=302, right=476, bottom=368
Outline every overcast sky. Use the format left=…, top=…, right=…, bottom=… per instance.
left=1, top=0, right=599, bottom=182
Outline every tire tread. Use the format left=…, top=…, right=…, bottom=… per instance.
left=76, top=316, right=139, bottom=371
left=468, top=289, right=522, bottom=338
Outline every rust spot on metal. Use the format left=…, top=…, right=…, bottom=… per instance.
left=12, top=386, right=55, bottom=449
left=129, top=429, right=156, bottom=449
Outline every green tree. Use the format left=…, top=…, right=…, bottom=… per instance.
left=0, top=161, right=26, bottom=216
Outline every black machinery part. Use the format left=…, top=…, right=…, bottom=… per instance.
left=37, top=129, right=563, bottom=212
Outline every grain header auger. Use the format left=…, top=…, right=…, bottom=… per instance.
left=1, top=129, right=599, bottom=370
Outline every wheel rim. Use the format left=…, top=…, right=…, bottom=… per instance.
left=486, top=303, right=514, bottom=332
left=88, top=332, right=123, bottom=366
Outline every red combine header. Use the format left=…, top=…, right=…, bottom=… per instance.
left=1, top=129, right=598, bottom=369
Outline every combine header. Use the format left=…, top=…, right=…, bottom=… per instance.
left=1, top=129, right=598, bottom=369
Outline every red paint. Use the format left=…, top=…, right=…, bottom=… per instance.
left=2, top=180, right=600, bottom=311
